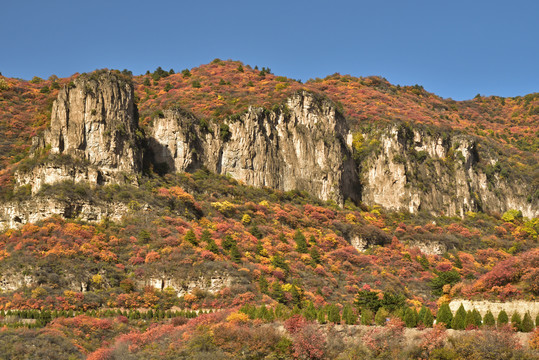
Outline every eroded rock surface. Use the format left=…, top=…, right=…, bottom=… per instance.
left=148, top=91, right=360, bottom=205
left=360, top=125, right=538, bottom=218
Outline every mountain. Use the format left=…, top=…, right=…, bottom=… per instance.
left=0, top=62, right=537, bottom=358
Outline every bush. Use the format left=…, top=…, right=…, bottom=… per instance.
left=447, top=326, right=529, bottom=359
left=219, top=123, right=230, bottom=141
left=530, top=328, right=539, bottom=349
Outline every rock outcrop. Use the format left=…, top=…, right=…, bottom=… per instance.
left=17, top=71, right=142, bottom=193
left=1, top=72, right=536, bottom=231
left=0, top=196, right=130, bottom=229
left=148, top=91, right=361, bottom=205
left=360, top=125, right=538, bottom=218
left=46, top=71, right=142, bottom=172
left=137, top=273, right=234, bottom=297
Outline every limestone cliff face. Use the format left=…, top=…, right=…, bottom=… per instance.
left=360, top=125, right=538, bottom=218
left=45, top=71, right=142, bottom=172
left=2, top=73, right=537, bottom=231
left=17, top=71, right=142, bottom=193
left=148, top=91, right=360, bottom=204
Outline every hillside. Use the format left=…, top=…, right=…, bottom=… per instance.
left=1, top=60, right=537, bottom=207
left=0, top=62, right=537, bottom=358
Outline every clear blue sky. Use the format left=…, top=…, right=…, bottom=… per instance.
left=1, top=0, right=538, bottom=100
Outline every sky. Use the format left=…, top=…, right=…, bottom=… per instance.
left=1, top=0, right=538, bottom=100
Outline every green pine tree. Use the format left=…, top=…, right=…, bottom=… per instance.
left=483, top=310, right=495, bottom=327
left=303, top=302, right=317, bottom=321
left=275, top=304, right=287, bottom=320
left=271, top=282, right=285, bottom=303
left=222, top=235, right=235, bottom=251
left=255, top=240, right=263, bottom=256
left=184, top=230, right=198, bottom=246
left=536, top=313, right=539, bottom=328
left=511, top=312, right=522, bottom=331
left=375, top=307, right=388, bottom=326
left=271, top=253, right=289, bottom=274
left=423, top=308, right=434, bottom=327
left=249, top=225, right=263, bottom=239
left=327, top=305, right=341, bottom=324
left=472, top=309, right=482, bottom=327
left=451, top=305, right=466, bottom=330
left=521, top=312, right=534, bottom=333
left=310, top=246, right=321, bottom=266
left=404, top=308, right=418, bottom=328
left=464, top=310, right=474, bottom=329
left=317, top=308, right=327, bottom=324
left=436, top=303, right=453, bottom=328
left=290, top=284, right=303, bottom=307
left=205, top=236, right=219, bottom=254
left=256, top=305, right=269, bottom=321
left=230, top=243, right=241, bottom=263
left=497, top=310, right=509, bottom=326
left=418, top=306, right=427, bottom=325
left=342, top=304, right=357, bottom=325
left=200, top=229, right=211, bottom=243
left=294, top=229, right=308, bottom=253
left=258, top=275, right=269, bottom=294
left=361, top=308, right=373, bottom=325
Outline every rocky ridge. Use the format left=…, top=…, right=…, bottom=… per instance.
left=360, top=124, right=538, bottom=218
left=1, top=72, right=537, bottom=230
left=148, top=91, right=360, bottom=205
left=19, top=71, right=142, bottom=193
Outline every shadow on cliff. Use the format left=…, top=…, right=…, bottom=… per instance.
left=143, top=137, right=204, bottom=176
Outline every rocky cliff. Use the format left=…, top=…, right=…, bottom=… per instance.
left=17, top=71, right=142, bottom=193
left=359, top=124, right=538, bottom=218
left=148, top=91, right=360, bottom=205
left=2, top=72, right=537, bottom=231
